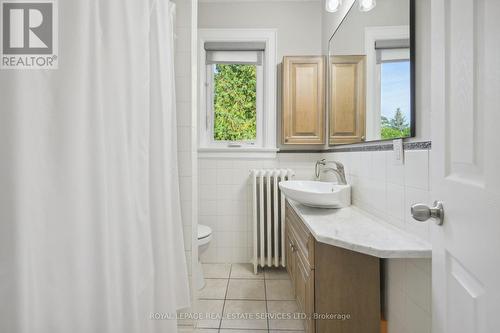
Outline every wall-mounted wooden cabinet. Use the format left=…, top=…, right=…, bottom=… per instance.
left=329, top=55, right=366, bottom=145
left=282, top=56, right=325, bottom=145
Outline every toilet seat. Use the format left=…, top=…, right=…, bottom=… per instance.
left=198, top=224, right=212, bottom=240
left=196, top=224, right=213, bottom=289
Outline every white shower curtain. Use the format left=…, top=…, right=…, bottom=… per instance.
left=0, top=0, right=190, bottom=332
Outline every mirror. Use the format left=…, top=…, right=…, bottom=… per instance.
left=328, top=0, right=414, bottom=145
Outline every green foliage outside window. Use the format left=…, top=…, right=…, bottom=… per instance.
left=381, top=108, right=411, bottom=139
left=213, top=64, right=257, bottom=141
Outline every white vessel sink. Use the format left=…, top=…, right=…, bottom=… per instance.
left=279, top=180, right=351, bottom=208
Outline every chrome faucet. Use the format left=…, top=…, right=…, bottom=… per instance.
left=315, top=159, right=348, bottom=185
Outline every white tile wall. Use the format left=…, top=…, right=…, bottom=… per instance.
left=324, top=149, right=433, bottom=242
left=324, top=149, right=432, bottom=333
left=198, top=153, right=322, bottom=264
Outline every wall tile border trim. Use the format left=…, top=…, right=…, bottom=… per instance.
left=278, top=141, right=432, bottom=153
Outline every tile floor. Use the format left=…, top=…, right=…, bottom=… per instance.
left=178, top=263, right=305, bottom=333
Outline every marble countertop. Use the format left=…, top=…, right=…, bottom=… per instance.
left=288, top=200, right=432, bottom=258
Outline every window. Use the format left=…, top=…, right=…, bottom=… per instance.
left=364, top=27, right=411, bottom=141
left=380, top=60, right=411, bottom=139
left=198, top=30, right=277, bottom=157
left=212, top=64, right=258, bottom=141
left=205, top=43, right=264, bottom=147
left=375, top=39, right=411, bottom=140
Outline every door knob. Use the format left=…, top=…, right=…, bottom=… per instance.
left=411, top=201, right=444, bottom=225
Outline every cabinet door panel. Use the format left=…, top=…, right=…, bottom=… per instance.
left=285, top=226, right=296, bottom=288
left=283, top=56, right=325, bottom=145
left=295, top=248, right=315, bottom=333
left=286, top=201, right=315, bottom=268
left=329, top=55, right=366, bottom=145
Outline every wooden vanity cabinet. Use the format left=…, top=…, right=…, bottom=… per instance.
left=285, top=201, right=380, bottom=333
left=285, top=203, right=315, bottom=333
left=282, top=56, right=326, bottom=145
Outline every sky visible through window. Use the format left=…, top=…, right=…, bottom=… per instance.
left=380, top=61, right=411, bottom=122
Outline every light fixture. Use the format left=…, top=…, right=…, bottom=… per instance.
left=358, top=0, right=376, bottom=12
left=325, top=0, right=342, bottom=13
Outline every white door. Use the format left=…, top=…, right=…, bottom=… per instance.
left=428, top=0, right=500, bottom=332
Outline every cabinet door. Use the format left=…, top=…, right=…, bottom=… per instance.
left=329, top=55, right=366, bottom=145
left=295, top=250, right=315, bottom=333
left=286, top=202, right=315, bottom=268
left=285, top=226, right=296, bottom=288
left=282, top=56, right=325, bottom=145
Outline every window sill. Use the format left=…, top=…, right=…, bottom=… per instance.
left=198, top=147, right=279, bottom=159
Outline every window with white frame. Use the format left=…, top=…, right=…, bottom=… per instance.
left=198, top=30, right=277, bottom=155
left=364, top=26, right=410, bottom=142
left=375, top=39, right=411, bottom=140
left=205, top=42, right=264, bottom=147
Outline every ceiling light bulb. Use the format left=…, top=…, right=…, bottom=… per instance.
left=325, top=0, right=342, bottom=13
left=359, top=0, right=376, bottom=12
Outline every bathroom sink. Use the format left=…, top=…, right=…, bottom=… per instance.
left=279, top=180, right=351, bottom=208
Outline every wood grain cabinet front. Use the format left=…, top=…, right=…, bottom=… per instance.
left=282, top=56, right=326, bottom=145
left=295, top=248, right=315, bottom=333
left=285, top=203, right=315, bottom=332
left=329, top=55, right=366, bottom=145
left=285, top=225, right=296, bottom=289
left=284, top=201, right=380, bottom=333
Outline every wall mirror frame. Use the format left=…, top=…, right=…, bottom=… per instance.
left=328, top=0, right=416, bottom=146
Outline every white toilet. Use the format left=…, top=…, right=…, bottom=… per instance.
left=196, top=224, right=213, bottom=290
